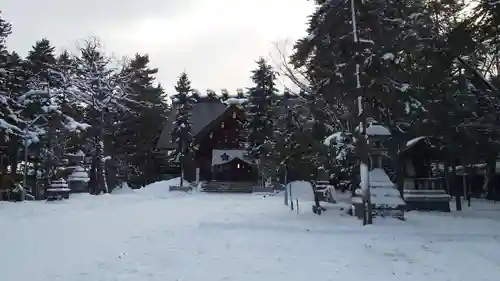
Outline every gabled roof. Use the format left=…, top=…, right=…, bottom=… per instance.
left=156, top=100, right=227, bottom=150
left=156, top=95, right=306, bottom=151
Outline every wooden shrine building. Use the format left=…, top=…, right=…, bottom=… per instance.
left=156, top=98, right=258, bottom=183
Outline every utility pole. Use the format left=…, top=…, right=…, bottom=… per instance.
left=350, top=0, right=372, bottom=225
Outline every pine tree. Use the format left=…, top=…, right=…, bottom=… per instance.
left=23, top=38, right=65, bottom=193
left=245, top=57, right=278, bottom=161
left=292, top=0, right=440, bottom=127
left=191, top=89, right=201, bottom=101
left=26, top=39, right=56, bottom=76
left=221, top=89, right=230, bottom=101
left=290, top=0, right=446, bottom=198
left=0, top=12, right=17, bottom=134
left=117, top=54, right=168, bottom=186
left=205, top=89, right=218, bottom=101
left=171, top=72, right=197, bottom=188
left=236, top=88, right=245, bottom=98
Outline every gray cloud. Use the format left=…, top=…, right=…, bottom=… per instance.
left=3, top=0, right=191, bottom=26
left=1, top=0, right=314, bottom=95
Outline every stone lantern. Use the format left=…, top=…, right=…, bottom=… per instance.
left=68, top=166, right=90, bottom=193
left=353, top=120, right=405, bottom=220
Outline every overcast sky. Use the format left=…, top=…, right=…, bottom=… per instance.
left=1, top=0, right=314, bottom=95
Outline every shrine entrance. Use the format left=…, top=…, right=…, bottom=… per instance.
left=211, top=150, right=257, bottom=182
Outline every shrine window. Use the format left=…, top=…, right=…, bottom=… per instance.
left=232, top=112, right=237, bottom=118
left=209, top=132, right=213, bottom=139
left=221, top=122, right=225, bottom=128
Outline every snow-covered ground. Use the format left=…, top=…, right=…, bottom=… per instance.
left=1, top=178, right=500, bottom=281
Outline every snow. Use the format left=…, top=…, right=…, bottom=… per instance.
left=1, top=178, right=500, bottom=281
left=369, top=168, right=395, bottom=187
left=371, top=187, right=405, bottom=207
left=366, top=124, right=391, bottom=136
left=323, top=131, right=343, bottom=146
left=398, top=83, right=410, bottom=92
left=287, top=180, right=314, bottom=202
left=382, top=52, right=395, bottom=60
left=111, top=182, right=135, bottom=195
left=406, top=136, right=426, bottom=148
left=355, top=123, right=391, bottom=136
left=50, top=179, right=68, bottom=188
left=46, top=188, right=71, bottom=192
left=223, top=97, right=247, bottom=105
left=140, top=177, right=191, bottom=197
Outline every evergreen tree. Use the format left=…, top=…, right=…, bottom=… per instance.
left=292, top=0, right=440, bottom=127
left=117, top=54, right=168, bottom=186
left=221, top=89, right=230, bottom=101
left=245, top=57, right=278, bottom=160
left=0, top=12, right=17, bottom=134
left=236, top=88, right=245, bottom=98
left=205, top=89, right=218, bottom=101
left=290, top=0, right=444, bottom=195
left=191, top=89, right=201, bottom=101
left=23, top=38, right=63, bottom=193
left=26, top=38, right=56, bottom=76
left=171, top=72, right=197, bottom=188
left=72, top=38, right=131, bottom=194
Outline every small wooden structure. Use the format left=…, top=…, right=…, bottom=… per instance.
left=399, top=136, right=450, bottom=211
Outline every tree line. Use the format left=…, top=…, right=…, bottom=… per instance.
left=0, top=12, right=172, bottom=197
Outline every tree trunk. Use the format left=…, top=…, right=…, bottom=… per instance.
left=43, top=129, right=54, bottom=193
left=482, top=150, right=497, bottom=200
left=95, top=111, right=108, bottom=194
left=179, top=141, right=184, bottom=188
left=451, top=159, right=461, bottom=211
left=89, top=155, right=98, bottom=195
left=8, top=139, right=19, bottom=182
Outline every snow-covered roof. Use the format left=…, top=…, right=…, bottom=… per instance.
left=211, top=149, right=254, bottom=166
left=400, top=136, right=445, bottom=155
left=406, top=136, right=426, bottom=148
left=355, top=123, right=391, bottom=136
left=223, top=98, right=247, bottom=105
left=323, top=132, right=343, bottom=146
left=366, top=124, right=391, bottom=136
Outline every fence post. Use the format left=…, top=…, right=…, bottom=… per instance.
left=284, top=183, right=288, bottom=205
